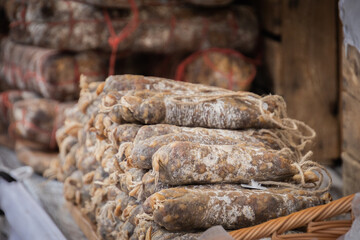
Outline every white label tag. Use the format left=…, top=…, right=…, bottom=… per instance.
left=241, top=179, right=267, bottom=190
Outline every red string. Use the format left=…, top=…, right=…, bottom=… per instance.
left=0, top=91, right=31, bottom=129
left=175, top=48, right=257, bottom=90
left=3, top=47, right=58, bottom=89
left=202, top=52, right=234, bottom=90
left=13, top=0, right=140, bottom=77
left=10, top=0, right=135, bottom=59
left=8, top=107, right=49, bottom=140
left=0, top=92, right=10, bottom=117
left=2, top=45, right=102, bottom=91
left=8, top=121, right=52, bottom=143
left=103, top=0, right=139, bottom=76
left=2, top=91, right=22, bottom=111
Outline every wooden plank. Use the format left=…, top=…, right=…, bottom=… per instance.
left=342, top=91, right=360, bottom=159
left=342, top=152, right=360, bottom=195
left=66, top=201, right=100, bottom=240
left=342, top=44, right=360, bottom=100
left=258, top=0, right=282, bottom=36
left=277, top=0, right=339, bottom=165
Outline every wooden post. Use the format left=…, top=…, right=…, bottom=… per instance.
left=342, top=44, right=360, bottom=195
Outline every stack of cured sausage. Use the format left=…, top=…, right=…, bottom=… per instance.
left=0, top=0, right=261, bottom=168
left=56, top=75, right=332, bottom=239
left=4, top=0, right=259, bottom=88
left=0, top=0, right=112, bottom=171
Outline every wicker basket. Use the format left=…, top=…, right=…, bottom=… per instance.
left=229, top=194, right=354, bottom=240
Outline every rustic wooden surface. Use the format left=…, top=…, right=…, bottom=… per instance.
left=274, top=0, right=339, bottom=165
left=342, top=152, right=360, bottom=196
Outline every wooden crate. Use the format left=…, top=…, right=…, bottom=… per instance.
left=259, top=0, right=340, bottom=165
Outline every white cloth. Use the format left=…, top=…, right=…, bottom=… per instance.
left=0, top=179, right=66, bottom=240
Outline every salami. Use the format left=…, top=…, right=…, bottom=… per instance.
left=107, top=124, right=141, bottom=147
left=101, top=75, right=227, bottom=96
left=128, top=126, right=298, bottom=169
left=78, top=80, right=104, bottom=115
left=99, top=75, right=227, bottom=124
left=132, top=124, right=181, bottom=144
left=132, top=124, right=297, bottom=148
left=61, top=142, right=79, bottom=180
left=143, top=185, right=331, bottom=231
left=176, top=48, right=256, bottom=91
left=0, top=90, right=39, bottom=134
left=131, top=219, right=201, bottom=240
left=116, top=90, right=290, bottom=130
left=152, top=141, right=298, bottom=185
left=130, top=133, right=253, bottom=169
left=76, top=148, right=98, bottom=174
left=0, top=39, right=106, bottom=100
left=100, top=145, right=118, bottom=173
left=59, top=136, right=78, bottom=162
left=118, top=167, right=146, bottom=196
left=121, top=202, right=140, bottom=222
left=140, top=171, right=168, bottom=200
left=63, top=170, right=83, bottom=205
left=114, top=191, right=136, bottom=218
left=10, top=98, right=74, bottom=148
left=117, top=220, right=135, bottom=240
left=7, top=1, right=258, bottom=53
left=85, top=172, right=110, bottom=222
left=96, top=200, right=120, bottom=240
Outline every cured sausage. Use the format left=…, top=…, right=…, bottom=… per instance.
left=152, top=141, right=298, bottom=185
left=143, top=185, right=331, bottom=231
